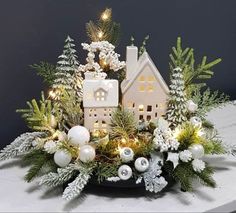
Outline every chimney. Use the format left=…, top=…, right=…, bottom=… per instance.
left=126, top=46, right=138, bottom=80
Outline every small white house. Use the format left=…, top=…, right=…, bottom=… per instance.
left=121, top=46, right=169, bottom=123
left=83, top=72, right=119, bottom=134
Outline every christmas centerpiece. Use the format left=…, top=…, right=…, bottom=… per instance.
left=1, top=8, right=235, bottom=201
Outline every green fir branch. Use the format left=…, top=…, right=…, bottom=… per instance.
left=30, top=62, right=56, bottom=86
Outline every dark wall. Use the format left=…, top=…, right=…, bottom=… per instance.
left=0, top=0, right=236, bottom=148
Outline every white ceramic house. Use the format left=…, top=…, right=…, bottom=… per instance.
left=83, top=72, right=119, bottom=133
left=121, top=46, right=169, bottom=123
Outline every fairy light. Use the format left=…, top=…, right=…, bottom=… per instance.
left=98, top=31, right=104, bottom=39
left=121, top=138, right=127, bottom=144
left=173, top=127, right=181, bottom=139
left=49, top=90, right=57, bottom=99
left=101, top=9, right=111, bottom=21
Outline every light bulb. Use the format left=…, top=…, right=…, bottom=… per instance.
left=98, top=31, right=104, bottom=39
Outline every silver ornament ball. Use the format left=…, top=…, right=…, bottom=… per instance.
left=190, top=116, right=202, bottom=128
left=54, top=150, right=72, bottom=167
left=118, top=165, right=132, bottom=180
left=120, top=147, right=134, bottom=162
left=68, top=125, right=90, bottom=147
left=188, top=144, right=204, bottom=159
left=79, top=145, right=96, bottom=163
left=134, top=157, right=149, bottom=172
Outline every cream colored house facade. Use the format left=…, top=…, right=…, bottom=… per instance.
left=83, top=72, right=119, bottom=133
left=121, top=46, right=169, bottom=123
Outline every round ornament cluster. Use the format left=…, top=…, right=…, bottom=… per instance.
left=134, top=157, right=149, bottom=172
left=79, top=145, right=96, bottom=163
left=54, top=150, right=72, bottom=167
left=120, top=147, right=134, bottom=162
left=188, top=144, right=204, bottom=159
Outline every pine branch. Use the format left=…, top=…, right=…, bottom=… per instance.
left=139, top=35, right=149, bottom=56
left=30, top=62, right=56, bottom=85
left=39, top=163, right=80, bottom=187
left=191, top=87, right=229, bottom=117
left=0, top=132, right=45, bottom=161
left=96, top=162, right=120, bottom=183
left=23, top=149, right=56, bottom=182
left=110, top=107, right=137, bottom=139
left=62, top=167, right=93, bottom=200
left=16, top=92, right=61, bottom=134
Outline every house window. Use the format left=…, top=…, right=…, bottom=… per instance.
left=133, top=103, right=135, bottom=108
left=147, top=84, right=154, bottom=92
left=147, top=105, right=152, bottom=112
left=89, top=114, right=92, bottom=117
left=148, top=76, right=155, bottom=82
left=104, top=108, right=107, bottom=112
left=94, top=121, right=99, bottom=128
left=139, top=85, right=145, bottom=92
left=127, top=102, right=132, bottom=108
left=139, top=105, right=144, bottom=112
left=155, top=112, right=158, bottom=117
left=94, top=114, right=97, bottom=117
left=95, top=89, right=106, bottom=101
left=89, top=109, right=93, bottom=113
left=156, top=104, right=158, bottom=108
left=139, top=115, right=144, bottom=120
left=138, top=76, right=145, bottom=82
left=104, top=114, right=107, bottom=116
left=147, top=115, right=151, bottom=121
left=101, top=121, right=107, bottom=128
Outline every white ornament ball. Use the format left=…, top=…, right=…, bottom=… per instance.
left=54, top=150, right=72, bottom=167
left=187, top=100, right=198, bottom=113
left=190, top=116, right=202, bottom=128
left=68, top=125, right=90, bottom=147
left=79, top=145, right=96, bottom=163
left=188, top=144, right=204, bottom=159
left=134, top=157, right=149, bottom=172
left=49, top=115, right=57, bottom=128
left=120, top=147, right=134, bottom=162
left=118, top=165, right=132, bottom=180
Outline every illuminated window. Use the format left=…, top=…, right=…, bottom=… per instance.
left=147, top=84, right=154, bottom=92
left=148, top=76, right=155, bottom=82
left=94, top=121, right=99, bottom=128
left=139, top=104, right=144, bottom=112
left=147, top=115, right=151, bottom=121
left=101, top=121, right=107, bottom=128
left=139, top=85, right=145, bottom=92
left=147, top=105, right=152, bottom=112
left=95, top=89, right=106, bottom=101
left=127, top=102, right=132, bottom=108
left=138, top=76, right=145, bottom=82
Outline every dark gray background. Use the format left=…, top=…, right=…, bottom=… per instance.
left=0, top=0, right=235, bottom=149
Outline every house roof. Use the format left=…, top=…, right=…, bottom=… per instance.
left=121, top=52, right=169, bottom=95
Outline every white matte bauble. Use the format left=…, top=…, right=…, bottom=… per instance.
left=79, top=145, right=96, bottom=163
left=134, top=157, right=149, bottom=172
left=118, top=165, right=132, bottom=180
left=190, top=116, right=202, bottom=128
left=68, top=125, right=90, bottom=147
left=188, top=144, right=204, bottom=159
left=54, top=150, right=72, bottom=167
left=187, top=100, right=198, bottom=113
left=120, top=147, right=134, bottom=162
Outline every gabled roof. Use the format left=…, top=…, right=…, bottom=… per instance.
left=121, top=52, right=169, bottom=95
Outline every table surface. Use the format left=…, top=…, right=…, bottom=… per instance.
left=0, top=103, right=236, bottom=212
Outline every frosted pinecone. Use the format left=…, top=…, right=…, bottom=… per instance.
left=44, top=140, right=57, bottom=154
left=179, top=150, right=192, bottom=162
left=192, top=159, right=205, bottom=172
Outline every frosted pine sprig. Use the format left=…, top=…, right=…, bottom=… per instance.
left=0, top=132, right=45, bottom=161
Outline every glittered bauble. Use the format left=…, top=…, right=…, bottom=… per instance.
left=54, top=150, right=72, bottom=167
left=49, top=115, right=57, bottom=128
left=134, top=157, right=149, bottom=172
left=79, top=145, right=96, bottom=163
left=188, top=144, right=204, bottom=159
left=118, top=165, right=132, bottom=180
left=190, top=116, right=202, bottom=128
left=186, top=100, right=198, bottom=113
left=68, top=125, right=90, bottom=147
left=120, top=147, right=134, bottom=162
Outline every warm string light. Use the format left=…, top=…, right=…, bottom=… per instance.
left=101, top=9, right=111, bottom=21
left=48, top=89, right=61, bottom=100
left=98, top=31, right=104, bottom=39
